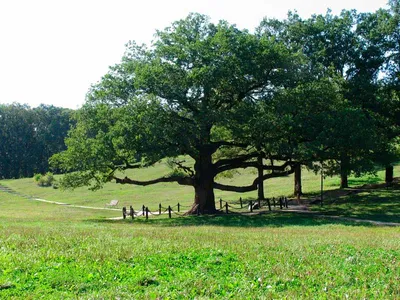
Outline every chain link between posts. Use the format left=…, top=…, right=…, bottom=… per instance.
left=122, top=197, right=290, bottom=219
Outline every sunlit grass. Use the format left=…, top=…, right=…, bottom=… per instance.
left=1, top=161, right=398, bottom=212
left=0, top=181, right=399, bottom=298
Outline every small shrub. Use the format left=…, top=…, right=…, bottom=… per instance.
left=45, top=172, right=54, bottom=186
left=34, top=172, right=56, bottom=187
left=33, top=173, right=42, bottom=182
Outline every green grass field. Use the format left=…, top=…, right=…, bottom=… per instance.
left=0, top=164, right=399, bottom=298
left=1, top=161, right=397, bottom=212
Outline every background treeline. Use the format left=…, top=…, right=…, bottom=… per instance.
left=0, top=104, right=74, bottom=179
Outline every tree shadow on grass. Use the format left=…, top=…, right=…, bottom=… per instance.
left=310, top=187, right=400, bottom=223
left=90, top=211, right=375, bottom=228
left=89, top=185, right=400, bottom=228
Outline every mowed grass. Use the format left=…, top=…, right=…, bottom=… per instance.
left=0, top=192, right=399, bottom=299
left=0, top=163, right=399, bottom=298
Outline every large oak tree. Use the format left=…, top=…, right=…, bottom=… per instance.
left=52, top=14, right=302, bottom=213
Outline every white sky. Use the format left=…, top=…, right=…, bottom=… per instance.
left=0, top=0, right=389, bottom=109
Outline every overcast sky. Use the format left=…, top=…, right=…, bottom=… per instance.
left=0, top=0, right=389, bottom=109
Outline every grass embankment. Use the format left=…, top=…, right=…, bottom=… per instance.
left=0, top=164, right=399, bottom=298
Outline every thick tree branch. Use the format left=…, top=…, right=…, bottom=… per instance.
left=216, top=160, right=293, bottom=174
left=214, top=152, right=260, bottom=168
left=210, top=141, right=249, bottom=148
left=113, top=175, right=194, bottom=186
left=114, top=162, right=142, bottom=170
left=213, top=165, right=295, bottom=193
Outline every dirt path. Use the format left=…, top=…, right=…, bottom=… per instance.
left=33, top=198, right=120, bottom=211
left=0, top=184, right=120, bottom=212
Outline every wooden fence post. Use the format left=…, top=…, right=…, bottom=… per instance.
left=159, top=203, right=161, bottom=215
left=225, top=202, right=229, bottom=214
left=240, top=197, right=243, bottom=208
left=279, top=197, right=283, bottom=209
left=122, top=207, right=126, bottom=219
left=168, top=206, right=172, bottom=218
left=220, top=198, right=223, bottom=209
left=142, top=205, right=145, bottom=216
left=285, top=197, right=288, bottom=208
left=178, top=203, right=180, bottom=212
left=145, top=207, right=149, bottom=220
left=130, top=205, right=134, bottom=219
left=249, top=200, right=253, bottom=212
left=267, top=198, right=271, bottom=211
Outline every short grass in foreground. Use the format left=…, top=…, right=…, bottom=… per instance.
left=0, top=194, right=399, bottom=299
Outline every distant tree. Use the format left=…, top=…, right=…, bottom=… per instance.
left=0, top=104, right=36, bottom=178
left=0, top=104, right=73, bottom=179
left=33, top=105, right=74, bottom=173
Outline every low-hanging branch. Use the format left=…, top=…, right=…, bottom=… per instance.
left=214, top=152, right=260, bottom=169
left=210, top=140, right=249, bottom=149
left=216, top=159, right=293, bottom=174
left=113, top=175, right=194, bottom=186
left=213, top=166, right=295, bottom=192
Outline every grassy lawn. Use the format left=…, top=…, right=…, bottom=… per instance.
left=0, top=191, right=399, bottom=298
left=0, top=164, right=399, bottom=298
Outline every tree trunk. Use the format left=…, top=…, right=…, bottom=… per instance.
left=257, top=155, right=265, bottom=200
left=386, top=165, right=394, bottom=186
left=294, top=163, right=302, bottom=198
left=193, top=178, right=215, bottom=213
left=188, top=150, right=216, bottom=214
left=340, top=154, right=349, bottom=189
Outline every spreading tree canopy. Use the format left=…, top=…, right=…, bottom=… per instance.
left=52, top=10, right=398, bottom=212
left=52, top=14, right=317, bottom=213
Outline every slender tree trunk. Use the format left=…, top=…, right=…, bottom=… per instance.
left=386, top=165, right=394, bottom=186
left=257, top=155, right=265, bottom=200
left=340, top=154, right=349, bottom=189
left=294, top=163, right=302, bottom=198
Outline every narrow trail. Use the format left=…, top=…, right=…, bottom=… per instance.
left=0, top=183, right=120, bottom=212
left=1, top=183, right=398, bottom=226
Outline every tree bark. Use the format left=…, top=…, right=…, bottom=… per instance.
left=386, top=165, right=394, bottom=186
left=340, top=154, right=349, bottom=189
left=257, top=155, right=265, bottom=200
left=188, top=150, right=216, bottom=214
left=294, top=163, right=302, bottom=197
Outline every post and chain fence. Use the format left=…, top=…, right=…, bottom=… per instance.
left=122, top=196, right=290, bottom=220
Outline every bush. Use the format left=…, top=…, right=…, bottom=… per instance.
left=33, top=172, right=55, bottom=187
